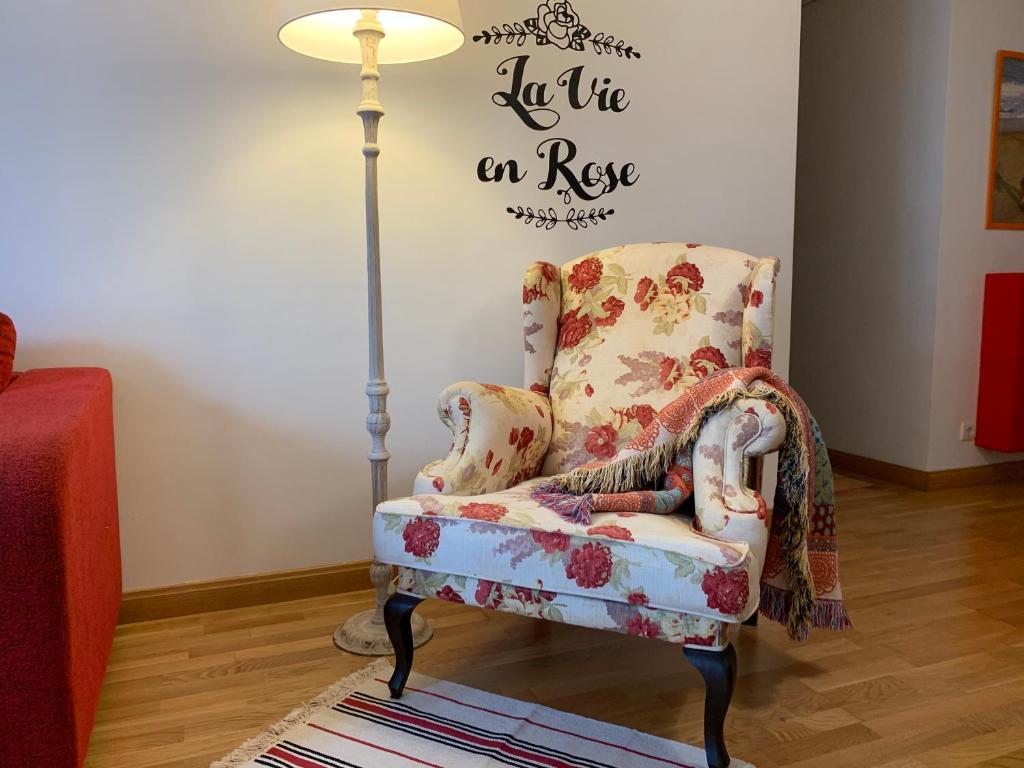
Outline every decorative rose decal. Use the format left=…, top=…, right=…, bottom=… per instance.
left=565, top=542, right=613, bottom=588
left=473, top=5, right=641, bottom=60
left=403, top=518, right=440, bottom=558
left=474, top=5, right=640, bottom=227
left=701, top=566, right=749, bottom=615
left=533, top=1, right=588, bottom=51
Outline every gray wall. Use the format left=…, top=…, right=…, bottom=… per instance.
left=929, top=0, right=1024, bottom=470
left=792, top=0, right=951, bottom=469
left=794, top=0, right=1024, bottom=472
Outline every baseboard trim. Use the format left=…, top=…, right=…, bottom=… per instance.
left=118, top=559, right=373, bottom=625
left=829, top=449, right=1024, bottom=491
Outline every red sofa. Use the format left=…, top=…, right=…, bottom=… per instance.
left=0, top=314, right=121, bottom=768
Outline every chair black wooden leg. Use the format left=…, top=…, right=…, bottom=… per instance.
left=684, top=643, right=737, bottom=768
left=384, top=593, right=423, bottom=699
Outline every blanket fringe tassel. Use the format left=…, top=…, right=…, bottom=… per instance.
left=530, top=483, right=595, bottom=524
left=759, top=582, right=853, bottom=639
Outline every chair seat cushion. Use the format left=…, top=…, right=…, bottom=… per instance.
left=373, top=478, right=760, bottom=622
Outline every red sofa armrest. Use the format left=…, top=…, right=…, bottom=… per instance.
left=0, top=368, right=121, bottom=768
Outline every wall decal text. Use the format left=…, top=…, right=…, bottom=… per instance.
left=474, top=2, right=640, bottom=231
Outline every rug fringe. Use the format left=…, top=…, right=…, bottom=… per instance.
left=209, top=658, right=393, bottom=768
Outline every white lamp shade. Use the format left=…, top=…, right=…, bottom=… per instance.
left=278, top=0, right=464, bottom=64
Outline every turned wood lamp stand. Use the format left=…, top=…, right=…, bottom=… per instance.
left=277, top=0, right=465, bottom=655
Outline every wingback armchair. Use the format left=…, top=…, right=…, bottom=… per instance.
left=373, top=242, right=783, bottom=768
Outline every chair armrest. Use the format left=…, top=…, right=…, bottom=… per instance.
left=413, top=382, right=552, bottom=496
left=692, top=396, right=785, bottom=564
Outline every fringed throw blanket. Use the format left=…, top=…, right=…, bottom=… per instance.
left=542, top=367, right=851, bottom=641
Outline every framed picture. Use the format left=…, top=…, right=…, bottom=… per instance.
left=987, top=50, right=1024, bottom=229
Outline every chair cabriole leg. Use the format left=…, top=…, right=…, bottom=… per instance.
left=384, top=592, right=422, bottom=698
left=684, top=642, right=737, bottom=768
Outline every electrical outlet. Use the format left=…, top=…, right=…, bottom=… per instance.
left=960, top=421, right=977, bottom=442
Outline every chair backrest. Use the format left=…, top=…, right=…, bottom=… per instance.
left=521, top=242, right=778, bottom=475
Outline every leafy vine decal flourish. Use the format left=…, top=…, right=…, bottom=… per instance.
left=506, top=206, right=616, bottom=230
left=473, top=1, right=641, bottom=61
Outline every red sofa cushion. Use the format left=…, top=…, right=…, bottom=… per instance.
left=0, top=313, right=14, bottom=391
left=0, top=368, right=121, bottom=768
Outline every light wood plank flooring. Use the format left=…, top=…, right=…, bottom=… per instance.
left=86, top=474, right=1024, bottom=767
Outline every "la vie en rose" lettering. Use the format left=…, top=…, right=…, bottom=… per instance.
left=491, top=54, right=630, bottom=131
left=477, top=137, right=638, bottom=204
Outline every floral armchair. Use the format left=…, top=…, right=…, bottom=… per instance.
left=374, top=242, right=783, bottom=768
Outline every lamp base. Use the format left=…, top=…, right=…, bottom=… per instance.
left=333, top=608, right=433, bottom=656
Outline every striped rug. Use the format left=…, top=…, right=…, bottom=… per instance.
left=211, top=659, right=753, bottom=768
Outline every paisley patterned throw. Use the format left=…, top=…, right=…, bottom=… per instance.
left=551, top=367, right=852, bottom=641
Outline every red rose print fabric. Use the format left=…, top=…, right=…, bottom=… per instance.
left=414, top=381, right=552, bottom=497
left=374, top=477, right=756, bottom=625
left=376, top=243, right=817, bottom=654
left=541, top=244, right=778, bottom=475
left=397, top=566, right=730, bottom=650
left=554, top=367, right=851, bottom=641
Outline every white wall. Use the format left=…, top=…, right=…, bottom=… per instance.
left=928, top=0, right=1024, bottom=470
left=793, top=0, right=951, bottom=469
left=0, top=0, right=801, bottom=590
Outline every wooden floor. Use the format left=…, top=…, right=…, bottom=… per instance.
left=87, top=474, right=1024, bottom=768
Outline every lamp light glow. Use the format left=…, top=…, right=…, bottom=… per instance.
left=279, top=1, right=464, bottom=63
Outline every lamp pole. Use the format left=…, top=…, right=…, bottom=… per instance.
left=334, top=10, right=433, bottom=655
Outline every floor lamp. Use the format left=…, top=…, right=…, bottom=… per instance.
left=277, top=1, right=464, bottom=655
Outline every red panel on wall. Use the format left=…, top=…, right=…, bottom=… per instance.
left=976, top=273, right=1024, bottom=452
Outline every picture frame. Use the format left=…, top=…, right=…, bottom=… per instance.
left=986, top=50, right=1024, bottom=230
